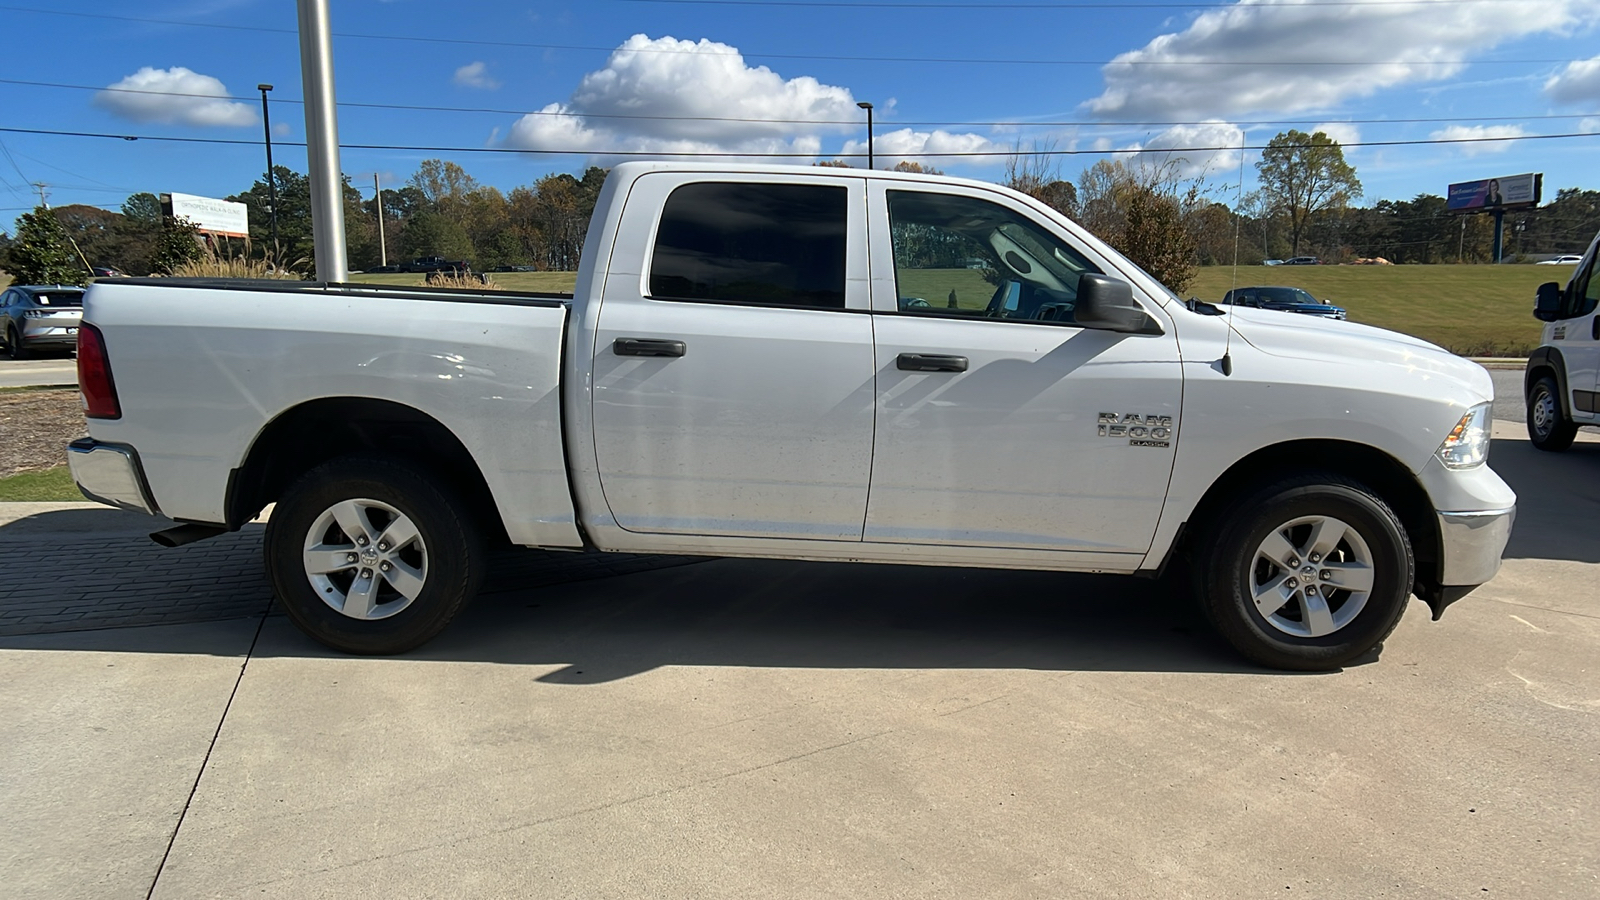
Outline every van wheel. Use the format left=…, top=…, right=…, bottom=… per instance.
left=1526, top=375, right=1577, bottom=452
left=265, top=455, right=483, bottom=654
left=1197, top=473, right=1413, bottom=671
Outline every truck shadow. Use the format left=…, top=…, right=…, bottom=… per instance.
left=1490, top=435, right=1600, bottom=564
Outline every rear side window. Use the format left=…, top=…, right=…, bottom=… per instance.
left=649, top=182, right=847, bottom=309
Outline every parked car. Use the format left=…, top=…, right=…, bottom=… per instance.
left=488, top=265, right=540, bottom=273
left=1525, top=227, right=1599, bottom=450
left=0, top=284, right=84, bottom=359
left=1220, top=286, right=1348, bottom=320
left=1261, top=259, right=1284, bottom=266
left=91, top=266, right=124, bottom=278
left=401, top=256, right=470, bottom=274
left=1283, top=256, right=1320, bottom=265
left=363, top=265, right=402, bottom=274
left=70, top=162, right=1513, bottom=671
left=1536, top=255, right=1584, bottom=266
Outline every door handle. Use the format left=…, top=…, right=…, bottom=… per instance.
left=613, top=337, right=687, bottom=358
left=897, top=353, right=968, bottom=373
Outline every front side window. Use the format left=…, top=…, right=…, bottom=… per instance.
left=649, top=182, right=847, bottom=309
left=887, top=190, right=1100, bottom=324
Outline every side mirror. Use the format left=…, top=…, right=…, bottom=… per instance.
left=1075, top=274, right=1163, bottom=335
left=1534, top=281, right=1563, bottom=322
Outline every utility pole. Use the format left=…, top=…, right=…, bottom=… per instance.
left=257, top=84, right=280, bottom=262
left=32, top=183, right=48, bottom=208
left=297, top=0, right=348, bottom=282
left=374, top=173, right=387, bottom=267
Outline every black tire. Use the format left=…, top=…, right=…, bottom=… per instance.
left=265, top=454, right=484, bottom=654
left=1196, top=473, right=1413, bottom=671
left=1526, top=374, right=1577, bottom=452
left=5, top=325, right=29, bottom=360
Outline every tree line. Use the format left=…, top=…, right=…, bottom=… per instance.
left=3, top=131, right=1597, bottom=292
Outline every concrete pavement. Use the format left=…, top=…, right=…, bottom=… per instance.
left=0, top=358, right=77, bottom=389
left=1, top=429, right=1596, bottom=898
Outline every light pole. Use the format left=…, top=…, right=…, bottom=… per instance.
left=856, top=101, right=874, bottom=170
left=257, top=83, right=279, bottom=262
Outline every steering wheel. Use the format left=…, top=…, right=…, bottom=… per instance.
left=900, top=297, right=932, bottom=309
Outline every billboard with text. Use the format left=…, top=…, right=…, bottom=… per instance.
left=162, top=192, right=250, bottom=238
left=1446, top=173, right=1541, bottom=212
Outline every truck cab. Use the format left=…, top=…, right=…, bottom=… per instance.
left=1526, top=227, right=1600, bottom=450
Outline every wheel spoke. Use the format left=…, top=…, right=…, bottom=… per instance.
left=1301, top=592, right=1336, bottom=636
left=1257, top=530, right=1298, bottom=566
left=1321, top=560, right=1374, bottom=593
left=1305, top=517, right=1349, bottom=562
left=304, top=546, right=355, bottom=575
left=381, top=560, right=426, bottom=600
left=342, top=571, right=380, bottom=618
left=1252, top=574, right=1295, bottom=617
left=379, top=515, right=420, bottom=552
left=329, top=500, right=374, bottom=544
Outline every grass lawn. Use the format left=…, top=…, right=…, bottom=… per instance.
left=0, top=466, right=87, bottom=502
left=1189, top=264, right=1555, bottom=356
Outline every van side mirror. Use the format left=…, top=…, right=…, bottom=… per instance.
left=1075, top=274, right=1163, bottom=335
left=1534, top=281, right=1563, bottom=322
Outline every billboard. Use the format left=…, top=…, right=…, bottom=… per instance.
left=1446, top=173, right=1541, bottom=213
left=162, top=192, right=250, bottom=238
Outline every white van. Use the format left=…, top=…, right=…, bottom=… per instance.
left=1526, top=228, right=1600, bottom=450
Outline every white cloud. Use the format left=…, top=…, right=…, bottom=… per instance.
left=271, top=121, right=291, bottom=138
left=93, top=66, right=256, bottom=127
left=1544, top=54, right=1600, bottom=104
left=453, top=61, right=500, bottom=90
left=505, top=34, right=990, bottom=163
left=840, top=128, right=1004, bottom=167
left=1118, top=121, right=1246, bottom=180
left=1582, top=116, right=1600, bottom=133
left=1429, top=124, right=1528, bottom=155
left=1086, top=0, right=1598, bottom=119
left=1311, top=122, right=1361, bottom=150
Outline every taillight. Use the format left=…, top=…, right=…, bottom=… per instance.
left=77, top=323, right=121, bottom=419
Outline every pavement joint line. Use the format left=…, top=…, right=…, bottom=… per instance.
left=143, top=596, right=274, bottom=900
left=1486, top=595, right=1600, bottom=622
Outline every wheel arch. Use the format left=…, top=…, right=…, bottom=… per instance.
left=1178, top=439, right=1440, bottom=594
left=1525, top=348, right=1570, bottom=418
left=226, top=397, right=505, bottom=542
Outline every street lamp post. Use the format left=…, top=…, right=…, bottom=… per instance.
left=257, top=83, right=279, bottom=262
left=856, top=101, right=874, bottom=170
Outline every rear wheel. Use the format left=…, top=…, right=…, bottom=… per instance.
left=5, top=325, right=28, bottom=360
left=1197, top=473, right=1413, bottom=671
left=265, top=454, right=483, bottom=654
left=1526, top=374, right=1577, bottom=452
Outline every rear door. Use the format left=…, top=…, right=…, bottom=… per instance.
left=590, top=173, right=877, bottom=540
left=862, top=181, right=1182, bottom=557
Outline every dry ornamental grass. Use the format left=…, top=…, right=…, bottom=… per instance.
left=0, top=389, right=87, bottom=479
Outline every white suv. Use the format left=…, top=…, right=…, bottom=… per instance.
left=1526, top=229, right=1600, bottom=450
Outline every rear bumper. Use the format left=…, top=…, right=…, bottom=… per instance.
left=66, top=438, right=159, bottom=515
left=1437, top=506, right=1515, bottom=587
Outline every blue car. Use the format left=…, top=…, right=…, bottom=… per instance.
left=1220, top=286, right=1347, bottom=320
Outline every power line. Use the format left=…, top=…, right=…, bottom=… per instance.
left=5, top=78, right=1599, bottom=131
left=1, top=124, right=1594, bottom=158
left=0, top=5, right=1583, bottom=67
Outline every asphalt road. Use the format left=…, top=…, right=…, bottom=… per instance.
left=0, top=358, right=76, bottom=389
left=2, top=421, right=1597, bottom=898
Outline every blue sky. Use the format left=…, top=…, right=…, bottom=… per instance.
left=2, top=0, right=1598, bottom=226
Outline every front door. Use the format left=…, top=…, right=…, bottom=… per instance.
left=591, top=174, right=877, bottom=540
left=863, top=183, right=1182, bottom=556
left=1558, top=236, right=1600, bottom=420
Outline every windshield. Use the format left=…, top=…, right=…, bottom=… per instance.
left=1259, top=287, right=1318, bottom=305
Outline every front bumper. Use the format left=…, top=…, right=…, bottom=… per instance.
left=1437, top=506, right=1515, bottom=587
left=66, top=438, right=159, bottom=515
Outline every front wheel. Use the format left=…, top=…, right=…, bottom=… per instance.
left=265, top=455, right=484, bottom=654
left=1526, top=375, right=1577, bottom=452
left=1197, top=474, right=1413, bottom=671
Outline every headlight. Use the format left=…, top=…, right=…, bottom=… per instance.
left=1436, top=402, right=1492, bottom=469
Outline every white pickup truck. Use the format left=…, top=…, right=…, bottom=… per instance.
left=68, top=163, right=1514, bottom=670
